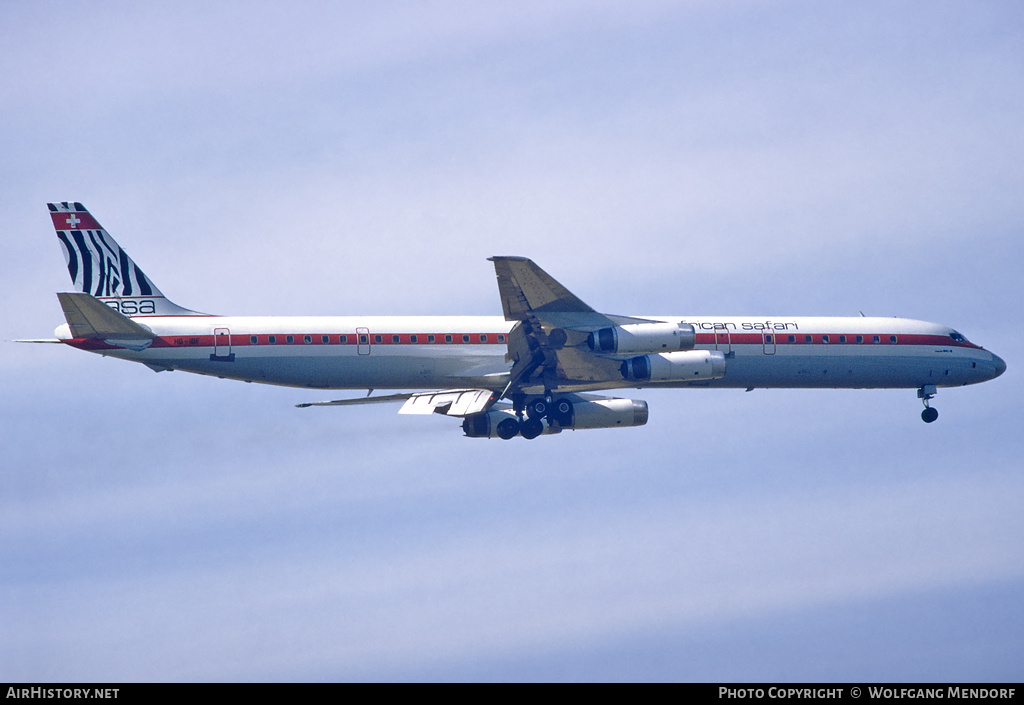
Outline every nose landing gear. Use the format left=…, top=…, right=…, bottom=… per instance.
left=918, top=385, right=938, bottom=423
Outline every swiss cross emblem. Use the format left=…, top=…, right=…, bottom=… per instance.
left=65, top=214, right=81, bottom=229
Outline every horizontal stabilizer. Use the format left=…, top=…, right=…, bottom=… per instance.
left=57, top=292, right=155, bottom=343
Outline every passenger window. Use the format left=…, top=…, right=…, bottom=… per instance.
left=410, top=335, right=418, bottom=343
left=321, top=335, right=329, bottom=344
left=822, top=335, right=830, bottom=344
left=392, top=335, right=400, bottom=344
left=497, top=334, right=505, bottom=343
left=374, top=335, right=382, bottom=344
left=873, top=335, right=880, bottom=344
left=359, top=335, right=368, bottom=344
left=286, top=335, right=295, bottom=344
left=839, top=335, right=847, bottom=343
left=480, top=335, right=488, bottom=343
left=428, top=334, right=436, bottom=343
left=788, top=335, right=795, bottom=343
left=304, top=335, right=312, bottom=344
left=445, top=334, right=453, bottom=343
left=889, top=335, right=897, bottom=344
left=250, top=335, right=258, bottom=345
left=269, top=335, right=277, bottom=344
left=462, top=334, right=470, bottom=343
left=856, top=335, right=864, bottom=343
left=340, top=335, right=348, bottom=344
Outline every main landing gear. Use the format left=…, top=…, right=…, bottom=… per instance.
left=501, top=394, right=575, bottom=440
left=918, top=385, right=939, bottom=423
left=495, top=416, right=521, bottom=440
left=520, top=416, right=544, bottom=440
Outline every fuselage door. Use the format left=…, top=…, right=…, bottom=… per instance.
left=211, top=327, right=235, bottom=362
left=356, top=327, right=371, bottom=355
left=715, top=325, right=732, bottom=355
left=763, top=330, right=777, bottom=355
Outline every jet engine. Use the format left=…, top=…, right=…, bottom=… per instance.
left=462, top=397, right=649, bottom=439
left=620, top=349, right=727, bottom=382
left=587, top=322, right=696, bottom=354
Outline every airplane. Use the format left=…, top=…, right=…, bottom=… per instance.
left=30, top=202, right=1005, bottom=439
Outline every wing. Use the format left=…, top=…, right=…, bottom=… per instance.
left=489, top=255, right=612, bottom=328
left=296, top=393, right=416, bottom=409
left=488, top=256, right=653, bottom=397
left=298, top=389, right=496, bottom=417
left=301, top=258, right=662, bottom=419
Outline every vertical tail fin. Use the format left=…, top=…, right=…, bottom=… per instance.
left=47, top=202, right=204, bottom=316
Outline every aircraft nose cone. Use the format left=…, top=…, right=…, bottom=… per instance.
left=992, top=353, right=1007, bottom=378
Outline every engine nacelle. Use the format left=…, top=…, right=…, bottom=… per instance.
left=462, top=398, right=649, bottom=438
left=620, top=350, right=727, bottom=382
left=571, top=396, right=649, bottom=430
left=588, top=322, right=696, bottom=354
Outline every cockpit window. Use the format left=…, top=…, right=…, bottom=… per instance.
left=949, top=331, right=967, bottom=343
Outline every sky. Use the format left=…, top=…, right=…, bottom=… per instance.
left=1, top=0, right=1022, bottom=682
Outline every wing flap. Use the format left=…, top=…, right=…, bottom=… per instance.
left=298, top=389, right=495, bottom=417
left=399, top=389, right=494, bottom=416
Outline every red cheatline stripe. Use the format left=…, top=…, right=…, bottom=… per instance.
left=153, top=333, right=508, bottom=348
left=694, top=333, right=980, bottom=348
left=66, top=332, right=977, bottom=351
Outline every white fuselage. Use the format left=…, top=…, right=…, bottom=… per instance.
left=60, top=313, right=1003, bottom=393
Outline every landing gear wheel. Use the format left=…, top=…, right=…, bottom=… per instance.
left=552, top=398, right=574, bottom=426
left=917, top=385, right=938, bottom=424
left=520, top=417, right=544, bottom=439
left=526, top=399, right=548, bottom=419
left=496, top=417, right=520, bottom=439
